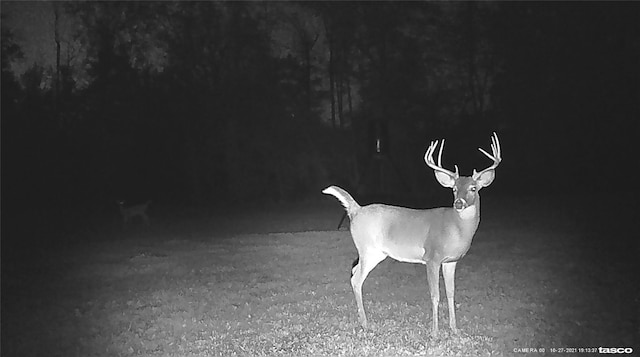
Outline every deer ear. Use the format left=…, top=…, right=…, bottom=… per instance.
left=475, top=169, right=495, bottom=188
left=434, top=171, right=456, bottom=188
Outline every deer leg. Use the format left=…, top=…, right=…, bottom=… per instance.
left=351, top=250, right=386, bottom=329
left=442, top=261, right=458, bottom=334
left=426, top=261, right=441, bottom=336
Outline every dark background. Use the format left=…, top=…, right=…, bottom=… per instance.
left=1, top=2, right=638, bottom=243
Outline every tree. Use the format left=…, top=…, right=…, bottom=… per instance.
left=1, top=21, right=23, bottom=118
left=286, top=4, right=321, bottom=119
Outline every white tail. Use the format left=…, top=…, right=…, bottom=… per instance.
left=117, top=200, right=151, bottom=226
left=323, top=132, right=501, bottom=336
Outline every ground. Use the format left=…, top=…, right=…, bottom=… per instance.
left=2, top=195, right=637, bottom=356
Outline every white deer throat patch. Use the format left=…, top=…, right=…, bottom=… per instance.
left=456, top=205, right=477, bottom=220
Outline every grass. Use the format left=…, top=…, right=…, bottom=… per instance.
left=2, top=195, right=637, bottom=356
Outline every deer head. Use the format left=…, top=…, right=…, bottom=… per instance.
left=424, top=132, right=502, bottom=214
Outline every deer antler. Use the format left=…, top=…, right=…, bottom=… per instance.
left=473, top=132, right=501, bottom=179
left=424, top=139, right=459, bottom=178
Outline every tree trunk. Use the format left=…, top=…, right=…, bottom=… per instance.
left=328, top=43, right=336, bottom=128
left=465, top=3, right=480, bottom=116
left=303, top=33, right=318, bottom=118
left=346, top=73, right=353, bottom=124
left=324, top=15, right=336, bottom=129
left=53, top=3, right=61, bottom=121
left=304, top=47, right=312, bottom=118
left=337, top=68, right=344, bottom=129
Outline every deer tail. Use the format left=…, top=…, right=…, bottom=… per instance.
left=322, top=186, right=361, bottom=218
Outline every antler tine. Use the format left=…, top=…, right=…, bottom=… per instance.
left=475, top=132, right=502, bottom=175
left=424, top=140, right=439, bottom=167
left=425, top=138, right=459, bottom=178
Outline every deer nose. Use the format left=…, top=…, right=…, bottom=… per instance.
left=454, top=198, right=467, bottom=211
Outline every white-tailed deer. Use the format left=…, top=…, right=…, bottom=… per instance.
left=116, top=200, right=151, bottom=226
left=323, top=132, right=501, bottom=336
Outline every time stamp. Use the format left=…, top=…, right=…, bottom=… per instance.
left=514, top=347, right=634, bottom=354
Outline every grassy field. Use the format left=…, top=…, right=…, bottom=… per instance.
left=2, top=195, right=637, bottom=356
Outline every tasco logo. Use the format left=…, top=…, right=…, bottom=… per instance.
left=599, top=347, right=633, bottom=354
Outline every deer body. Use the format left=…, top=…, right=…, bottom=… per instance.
left=117, top=200, right=151, bottom=226
left=323, top=133, right=501, bottom=336
left=350, top=203, right=479, bottom=264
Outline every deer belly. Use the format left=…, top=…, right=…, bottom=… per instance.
left=380, top=218, right=430, bottom=264
left=383, top=243, right=427, bottom=264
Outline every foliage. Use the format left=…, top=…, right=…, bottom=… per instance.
left=2, top=2, right=637, bottom=214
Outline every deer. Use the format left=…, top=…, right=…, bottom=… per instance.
left=116, top=200, right=151, bottom=227
left=322, top=132, right=501, bottom=336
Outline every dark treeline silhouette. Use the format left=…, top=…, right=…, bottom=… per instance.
left=1, top=2, right=638, bottom=238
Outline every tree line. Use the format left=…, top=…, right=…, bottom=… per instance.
left=2, top=2, right=637, bottom=214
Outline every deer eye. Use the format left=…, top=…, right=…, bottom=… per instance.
left=452, top=187, right=458, bottom=192
left=470, top=187, right=477, bottom=192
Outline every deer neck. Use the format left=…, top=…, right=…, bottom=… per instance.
left=455, top=195, right=480, bottom=231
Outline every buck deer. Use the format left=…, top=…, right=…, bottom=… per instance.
left=116, top=200, right=151, bottom=226
left=323, top=132, right=501, bottom=336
